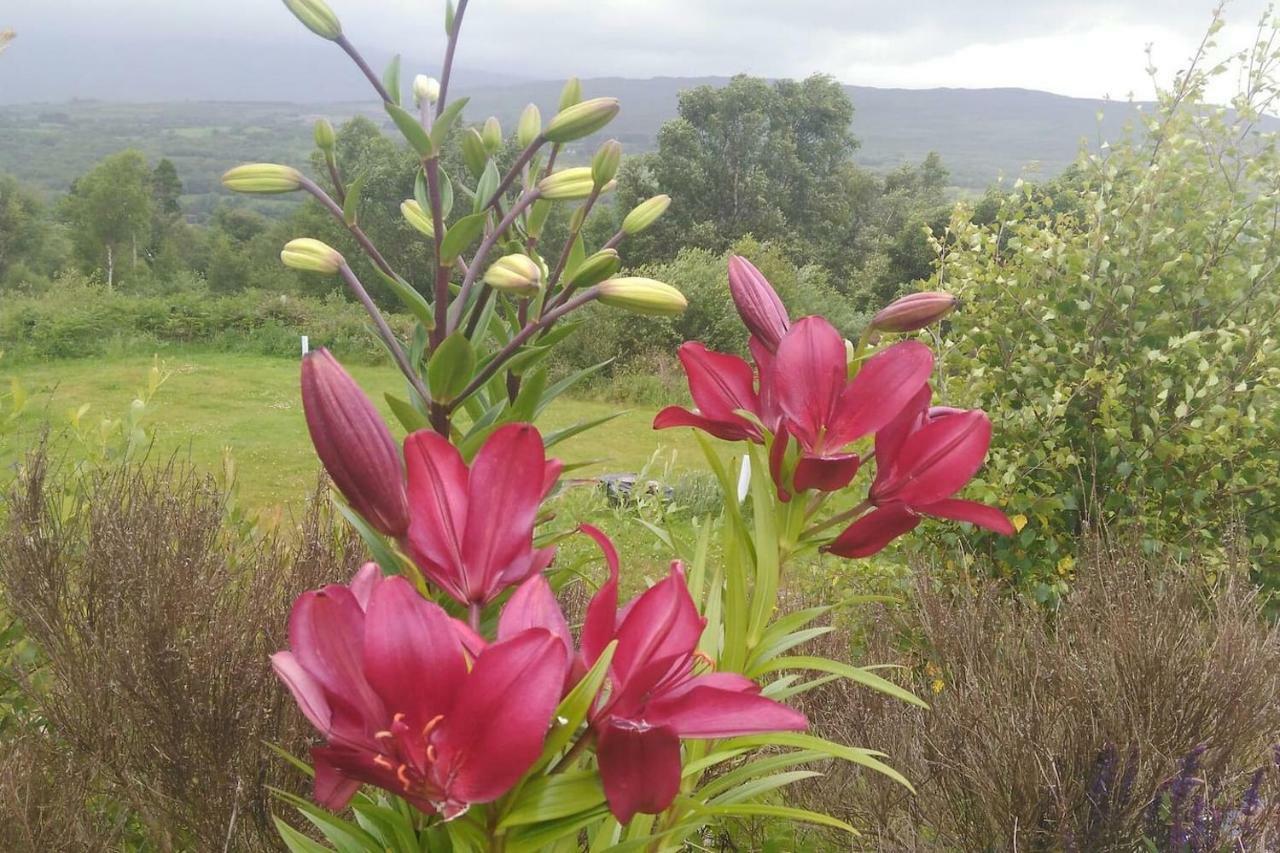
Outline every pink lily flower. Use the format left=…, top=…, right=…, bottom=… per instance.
left=653, top=341, right=765, bottom=442
left=771, top=316, right=934, bottom=497
left=401, top=423, right=562, bottom=608
left=827, top=387, right=1015, bottom=557
left=576, top=526, right=807, bottom=823
left=271, top=565, right=567, bottom=819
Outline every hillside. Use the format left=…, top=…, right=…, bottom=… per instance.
left=0, top=77, right=1158, bottom=216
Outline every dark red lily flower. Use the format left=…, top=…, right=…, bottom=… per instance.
left=271, top=565, right=567, bottom=818
left=401, top=423, right=561, bottom=608
left=728, top=255, right=790, bottom=352
left=576, top=526, right=807, bottom=824
left=301, top=349, right=409, bottom=537
left=827, top=387, right=1015, bottom=557
left=771, top=317, right=934, bottom=497
left=653, top=342, right=764, bottom=442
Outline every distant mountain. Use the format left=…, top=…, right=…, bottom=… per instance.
left=0, top=74, right=1214, bottom=212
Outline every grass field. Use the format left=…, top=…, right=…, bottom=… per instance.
left=2, top=351, right=703, bottom=512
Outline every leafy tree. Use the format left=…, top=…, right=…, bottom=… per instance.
left=932, top=20, right=1280, bottom=596
left=61, top=150, right=154, bottom=287
left=151, top=158, right=183, bottom=217
left=0, top=174, right=62, bottom=288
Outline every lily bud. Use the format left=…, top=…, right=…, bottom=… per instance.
left=483, top=254, right=543, bottom=296
left=544, top=97, right=620, bottom=144
left=568, top=249, right=620, bottom=289
left=281, top=0, right=342, bottom=40
left=728, top=255, right=790, bottom=351
left=412, top=74, right=440, bottom=106
left=221, top=163, right=304, bottom=194
left=598, top=277, right=687, bottom=316
left=592, top=139, right=622, bottom=188
left=559, top=77, right=582, bottom=111
left=871, top=291, right=958, bottom=333
left=313, top=118, right=335, bottom=153
left=517, top=103, right=542, bottom=148
left=281, top=238, right=344, bottom=274
left=461, top=128, right=488, bottom=179
left=621, top=194, right=671, bottom=235
left=400, top=199, right=434, bottom=238
left=482, top=117, right=503, bottom=154
left=301, top=349, right=408, bottom=537
left=537, top=167, right=596, bottom=201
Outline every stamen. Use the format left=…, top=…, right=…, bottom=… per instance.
left=396, top=764, right=412, bottom=791
left=373, top=755, right=394, bottom=770
left=692, top=651, right=717, bottom=671
left=393, top=712, right=407, bottom=725
left=374, top=730, right=394, bottom=742
left=426, top=744, right=438, bottom=764
left=422, top=713, right=445, bottom=739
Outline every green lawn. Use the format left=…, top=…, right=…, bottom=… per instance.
left=2, top=351, right=703, bottom=512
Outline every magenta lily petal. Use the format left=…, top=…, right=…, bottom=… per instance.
left=362, top=576, right=465, bottom=728
left=826, top=503, right=922, bottom=558
left=579, top=524, right=621, bottom=667
left=437, top=629, right=566, bottom=804
left=403, top=429, right=470, bottom=601
left=288, top=585, right=385, bottom=730
left=653, top=405, right=757, bottom=442
left=922, top=498, right=1016, bottom=535
left=775, top=317, right=848, bottom=450
left=875, top=410, right=992, bottom=506
left=270, top=651, right=331, bottom=734
left=728, top=255, right=790, bottom=352
left=873, top=384, right=931, bottom=472
left=597, top=722, right=682, bottom=824
left=499, top=575, right=573, bottom=657
left=348, top=562, right=382, bottom=611
left=312, top=749, right=365, bottom=811
left=826, top=340, right=934, bottom=447
left=646, top=685, right=808, bottom=738
left=654, top=342, right=762, bottom=442
left=611, top=565, right=704, bottom=686
left=792, top=453, right=861, bottom=494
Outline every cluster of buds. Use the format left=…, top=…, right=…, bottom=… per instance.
left=655, top=257, right=1013, bottom=554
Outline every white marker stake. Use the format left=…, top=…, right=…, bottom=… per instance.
left=301, top=335, right=310, bottom=356
left=737, top=453, right=751, bottom=504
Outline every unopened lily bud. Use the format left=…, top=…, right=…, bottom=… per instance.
left=281, top=238, right=344, bottom=274
left=544, top=97, right=620, bottom=144
left=598, top=277, right=687, bottom=316
left=559, top=77, right=582, bottom=112
left=461, top=128, right=488, bottom=178
left=872, top=291, right=958, bottom=333
left=517, top=103, right=542, bottom=148
left=313, top=118, right=335, bottom=153
left=568, top=249, right=620, bottom=289
left=621, top=194, right=671, bottom=235
left=482, top=117, right=503, bottom=154
left=483, top=254, right=542, bottom=296
left=728, top=255, right=790, bottom=351
left=281, top=0, right=342, bottom=40
left=222, top=163, right=304, bottom=194
left=592, top=139, right=622, bottom=188
left=412, top=74, right=440, bottom=106
left=400, top=200, right=434, bottom=238
left=538, top=167, right=596, bottom=201
left=301, top=349, right=408, bottom=537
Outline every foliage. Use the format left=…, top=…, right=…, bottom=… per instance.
left=933, top=15, right=1280, bottom=594
left=59, top=149, right=155, bottom=287
left=789, top=536, right=1280, bottom=849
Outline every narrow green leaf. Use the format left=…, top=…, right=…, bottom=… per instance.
left=263, top=741, right=314, bottom=778
left=499, top=772, right=606, bottom=828
left=751, top=626, right=836, bottom=667
left=474, top=160, right=500, bottom=215
left=542, top=412, right=623, bottom=449
left=724, top=732, right=915, bottom=792
left=274, top=816, right=334, bottom=853
left=678, top=799, right=857, bottom=835
left=531, top=641, right=616, bottom=773
left=439, top=211, right=487, bottom=262
left=753, top=655, right=928, bottom=709
left=342, top=172, right=366, bottom=225
left=439, top=166, right=455, bottom=219
left=427, top=331, right=477, bottom=402
left=333, top=497, right=404, bottom=575
left=385, top=101, right=432, bottom=157
left=707, top=770, right=822, bottom=805
left=746, top=442, right=780, bottom=648
left=384, top=392, right=428, bottom=432
left=381, top=54, right=402, bottom=106
left=271, top=788, right=383, bottom=852
left=430, top=97, right=471, bottom=154
left=505, top=806, right=612, bottom=853
left=534, top=358, right=613, bottom=416
left=696, top=750, right=828, bottom=800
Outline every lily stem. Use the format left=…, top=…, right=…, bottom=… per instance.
left=803, top=499, right=872, bottom=538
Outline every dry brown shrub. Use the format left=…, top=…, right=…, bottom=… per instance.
left=791, top=536, right=1280, bottom=851
left=0, top=448, right=363, bottom=851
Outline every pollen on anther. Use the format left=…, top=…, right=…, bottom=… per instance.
left=422, top=713, right=445, bottom=738
left=396, top=763, right=412, bottom=791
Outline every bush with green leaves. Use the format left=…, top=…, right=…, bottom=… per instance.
left=932, top=11, right=1280, bottom=596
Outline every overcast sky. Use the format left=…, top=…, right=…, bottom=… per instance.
left=3, top=0, right=1274, bottom=100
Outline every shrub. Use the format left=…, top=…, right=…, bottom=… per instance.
left=0, top=449, right=364, bottom=850
left=932, top=19, right=1280, bottom=594
left=792, top=536, right=1280, bottom=849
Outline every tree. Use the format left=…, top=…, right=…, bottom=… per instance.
left=61, top=150, right=154, bottom=287
left=0, top=175, right=47, bottom=285
left=151, top=158, right=183, bottom=217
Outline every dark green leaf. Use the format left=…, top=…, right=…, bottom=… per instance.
left=427, top=331, right=476, bottom=402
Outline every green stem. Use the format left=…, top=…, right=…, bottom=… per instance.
left=803, top=499, right=872, bottom=539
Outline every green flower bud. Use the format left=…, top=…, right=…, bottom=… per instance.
left=222, top=163, right=304, bottom=194
left=621, top=194, right=671, bottom=235
left=482, top=117, right=503, bottom=154
left=313, top=118, right=335, bottom=153
left=461, top=128, right=488, bottom=179
left=591, top=139, right=622, bottom=188
left=400, top=199, right=435, bottom=238
left=544, top=97, right=619, bottom=144
left=517, top=103, right=542, bottom=148
left=281, top=238, right=345, bottom=274
left=412, top=75, right=440, bottom=106
left=559, top=77, right=582, bottom=112
left=568, top=249, right=620, bottom=289
left=598, top=277, right=687, bottom=316
left=483, top=253, right=543, bottom=296
left=281, top=0, right=342, bottom=40
left=537, top=167, right=596, bottom=201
